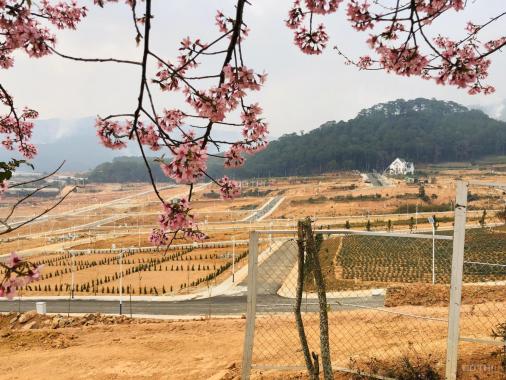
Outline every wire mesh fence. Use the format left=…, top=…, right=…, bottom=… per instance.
left=456, top=182, right=506, bottom=378
left=244, top=230, right=454, bottom=379
left=241, top=181, right=506, bottom=379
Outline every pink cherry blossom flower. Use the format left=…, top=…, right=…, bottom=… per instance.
left=218, top=176, right=241, bottom=200
left=159, top=109, right=185, bottom=132
left=5, top=252, right=21, bottom=269
left=294, top=24, right=329, bottom=55
left=95, top=118, right=128, bottom=149
left=160, top=134, right=208, bottom=184
left=224, top=144, right=245, bottom=168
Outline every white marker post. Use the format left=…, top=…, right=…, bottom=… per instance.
left=232, top=236, right=235, bottom=283
left=428, top=216, right=436, bottom=284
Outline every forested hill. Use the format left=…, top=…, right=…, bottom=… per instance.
left=86, top=98, right=506, bottom=182
left=215, top=98, right=506, bottom=178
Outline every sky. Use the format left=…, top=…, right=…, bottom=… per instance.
left=3, top=1, right=506, bottom=139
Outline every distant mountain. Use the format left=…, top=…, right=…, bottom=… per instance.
left=215, top=98, right=506, bottom=178
left=0, top=117, right=126, bottom=173
left=0, top=117, right=243, bottom=173
left=87, top=156, right=171, bottom=183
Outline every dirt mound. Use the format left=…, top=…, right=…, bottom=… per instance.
left=0, top=311, right=162, bottom=331
left=385, top=284, right=506, bottom=307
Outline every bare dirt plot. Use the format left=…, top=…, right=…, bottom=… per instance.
left=0, top=306, right=504, bottom=380
left=385, top=283, right=506, bottom=307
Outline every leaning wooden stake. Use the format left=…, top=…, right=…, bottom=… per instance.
left=302, top=218, right=333, bottom=380
left=295, top=221, right=318, bottom=380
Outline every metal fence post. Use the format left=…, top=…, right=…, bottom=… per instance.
left=242, top=231, right=259, bottom=380
left=445, top=180, right=468, bottom=380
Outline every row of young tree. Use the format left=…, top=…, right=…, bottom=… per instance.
left=19, top=249, right=249, bottom=295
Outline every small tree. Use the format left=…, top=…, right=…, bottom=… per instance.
left=479, top=209, right=487, bottom=228
left=365, top=220, right=371, bottom=232
left=492, top=322, right=506, bottom=371
left=409, top=217, right=415, bottom=233
left=294, top=218, right=332, bottom=380
left=344, top=220, right=351, bottom=229
left=418, top=184, right=429, bottom=202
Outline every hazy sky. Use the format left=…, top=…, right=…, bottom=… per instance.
left=3, top=1, right=506, bottom=137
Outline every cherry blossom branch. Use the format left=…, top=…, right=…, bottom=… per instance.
left=286, top=1, right=506, bottom=94
left=48, top=46, right=142, bottom=66
left=8, top=160, right=66, bottom=188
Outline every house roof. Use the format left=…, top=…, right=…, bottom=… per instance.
left=390, top=158, right=413, bottom=166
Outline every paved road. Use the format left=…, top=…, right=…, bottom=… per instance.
left=243, top=196, right=284, bottom=222
left=365, top=172, right=388, bottom=187
left=0, top=236, right=385, bottom=316
left=0, top=295, right=385, bottom=316
left=239, top=240, right=298, bottom=295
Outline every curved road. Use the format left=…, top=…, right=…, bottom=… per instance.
left=243, top=196, right=284, bottom=222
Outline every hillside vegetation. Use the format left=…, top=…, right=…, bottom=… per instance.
left=224, top=98, right=506, bottom=178
left=86, top=98, right=506, bottom=182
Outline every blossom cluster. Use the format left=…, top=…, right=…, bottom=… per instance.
left=0, top=253, right=43, bottom=299
left=286, top=0, right=505, bottom=93
left=217, top=176, right=240, bottom=200
left=159, top=134, right=208, bottom=184
left=0, top=1, right=87, bottom=66
left=0, top=106, right=38, bottom=158
left=0, top=1, right=87, bottom=159
left=148, top=198, right=207, bottom=245
left=286, top=0, right=339, bottom=55
left=91, top=6, right=270, bottom=245
left=95, top=118, right=128, bottom=150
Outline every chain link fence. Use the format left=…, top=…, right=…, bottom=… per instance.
left=242, top=230, right=454, bottom=379
left=241, top=181, right=506, bottom=379
left=456, top=182, right=506, bottom=379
